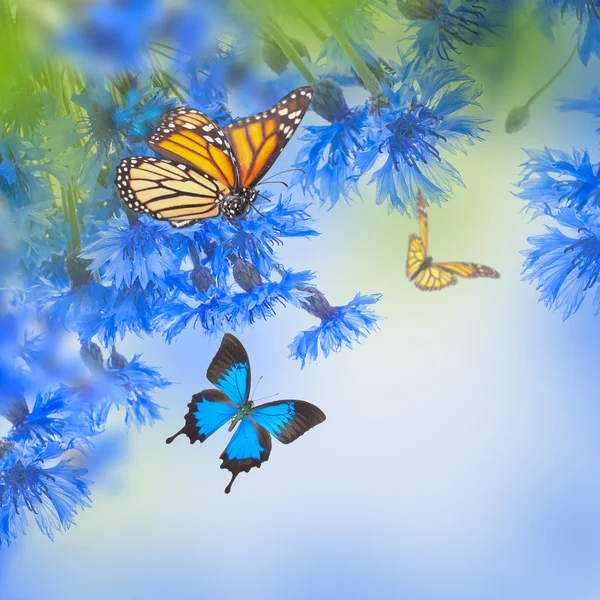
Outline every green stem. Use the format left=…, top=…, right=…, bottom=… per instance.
left=297, top=11, right=328, bottom=42
left=319, top=10, right=382, bottom=100
left=65, top=184, right=82, bottom=252
left=524, top=45, right=577, bottom=108
left=262, top=21, right=317, bottom=86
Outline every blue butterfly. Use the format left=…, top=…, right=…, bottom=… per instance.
left=166, top=334, right=326, bottom=493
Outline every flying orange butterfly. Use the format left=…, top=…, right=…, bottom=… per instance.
left=407, top=191, right=500, bottom=291
left=115, top=86, right=313, bottom=228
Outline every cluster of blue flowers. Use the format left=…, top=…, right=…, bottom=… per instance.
left=516, top=2, right=600, bottom=319
left=3, top=0, right=598, bottom=549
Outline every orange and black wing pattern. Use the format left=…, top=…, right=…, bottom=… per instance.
left=224, top=86, right=313, bottom=188
left=115, top=156, right=228, bottom=228
left=407, top=189, right=500, bottom=290
left=436, top=262, right=500, bottom=279
left=148, top=108, right=238, bottom=190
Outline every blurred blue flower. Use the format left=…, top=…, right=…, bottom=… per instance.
left=516, top=147, right=600, bottom=216
left=0, top=440, right=91, bottom=548
left=537, top=0, right=600, bottom=65
left=59, top=344, right=169, bottom=431
left=73, top=82, right=175, bottom=158
left=289, top=291, right=382, bottom=367
left=522, top=207, right=600, bottom=319
left=356, top=56, right=485, bottom=213
left=558, top=86, right=600, bottom=124
left=318, top=2, right=382, bottom=78
left=398, top=0, right=505, bottom=61
left=0, top=133, right=53, bottom=209
left=60, top=0, right=166, bottom=74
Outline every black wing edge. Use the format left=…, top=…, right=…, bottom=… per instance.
left=219, top=424, right=272, bottom=494
left=165, top=388, right=233, bottom=445
left=258, top=400, right=326, bottom=444
left=206, top=333, right=251, bottom=390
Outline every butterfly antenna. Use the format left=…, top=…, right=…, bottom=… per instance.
left=251, top=375, right=263, bottom=401
left=255, top=180, right=289, bottom=188
left=254, top=392, right=280, bottom=403
left=256, top=192, right=273, bottom=205
left=250, top=203, right=267, bottom=218
left=261, top=168, right=305, bottom=183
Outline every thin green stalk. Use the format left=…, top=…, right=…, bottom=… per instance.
left=65, top=184, right=82, bottom=252
left=262, top=21, right=317, bottom=86
left=524, top=44, right=578, bottom=108
left=318, top=10, right=382, bottom=100
left=297, top=11, right=328, bottom=42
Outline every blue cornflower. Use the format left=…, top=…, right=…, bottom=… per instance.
left=356, top=56, right=486, bottom=213
left=289, top=291, right=383, bottom=368
left=81, top=211, right=180, bottom=290
left=398, top=0, right=505, bottom=61
left=0, top=440, right=91, bottom=548
left=539, top=0, right=600, bottom=65
left=220, top=195, right=319, bottom=276
left=157, top=288, right=226, bottom=342
left=221, top=267, right=314, bottom=328
left=522, top=207, right=600, bottom=319
left=294, top=80, right=368, bottom=207
left=516, top=147, right=600, bottom=216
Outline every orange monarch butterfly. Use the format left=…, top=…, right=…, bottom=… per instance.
left=115, top=86, right=313, bottom=228
left=407, top=191, right=500, bottom=291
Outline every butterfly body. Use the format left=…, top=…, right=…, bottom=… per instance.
left=116, top=87, right=313, bottom=228
left=221, top=187, right=258, bottom=219
left=228, top=399, right=254, bottom=432
left=406, top=191, right=500, bottom=290
left=166, top=334, right=325, bottom=493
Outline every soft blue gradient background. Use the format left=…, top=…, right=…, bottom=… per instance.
left=3, top=21, right=600, bottom=600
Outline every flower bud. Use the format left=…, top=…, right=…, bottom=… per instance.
left=66, top=253, right=93, bottom=287
left=505, top=105, right=530, bottom=134
left=190, top=265, right=216, bottom=293
left=108, top=345, right=128, bottom=370
left=262, top=37, right=310, bottom=75
left=299, top=286, right=337, bottom=320
left=232, top=259, right=262, bottom=293
left=312, top=79, right=350, bottom=123
left=396, top=0, right=436, bottom=20
left=0, top=440, right=15, bottom=459
left=0, top=393, right=29, bottom=427
left=80, top=342, right=104, bottom=372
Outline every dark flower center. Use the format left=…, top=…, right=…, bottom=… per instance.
left=385, top=98, right=446, bottom=172
left=564, top=230, right=600, bottom=290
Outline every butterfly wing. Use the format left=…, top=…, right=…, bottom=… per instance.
left=251, top=400, right=326, bottom=444
left=206, top=333, right=251, bottom=407
left=220, top=417, right=272, bottom=494
left=148, top=107, right=238, bottom=190
left=407, top=234, right=426, bottom=279
left=115, top=156, right=227, bottom=228
left=224, top=86, right=313, bottom=188
left=436, top=262, right=501, bottom=279
left=416, top=190, right=429, bottom=255
left=165, top=389, right=237, bottom=445
left=413, top=265, right=457, bottom=291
